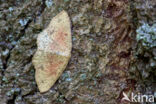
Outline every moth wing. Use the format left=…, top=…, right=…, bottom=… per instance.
left=32, top=10, right=72, bottom=93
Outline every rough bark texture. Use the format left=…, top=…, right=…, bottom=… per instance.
left=0, top=0, right=155, bottom=104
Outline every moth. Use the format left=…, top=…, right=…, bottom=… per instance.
left=32, top=10, right=72, bottom=93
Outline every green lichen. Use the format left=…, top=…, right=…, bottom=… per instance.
left=64, top=0, right=69, bottom=2
left=80, top=73, right=87, bottom=81
left=56, top=94, right=66, bottom=103
left=2, top=76, right=8, bottom=83
left=61, top=72, right=72, bottom=82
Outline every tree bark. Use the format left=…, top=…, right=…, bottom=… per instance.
left=0, top=0, right=155, bottom=104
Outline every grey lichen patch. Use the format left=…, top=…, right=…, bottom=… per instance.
left=130, top=22, right=156, bottom=96
left=45, top=0, right=53, bottom=8
left=19, top=18, right=29, bottom=26
left=136, top=23, right=156, bottom=49
left=6, top=88, right=20, bottom=97
left=135, top=23, right=156, bottom=78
